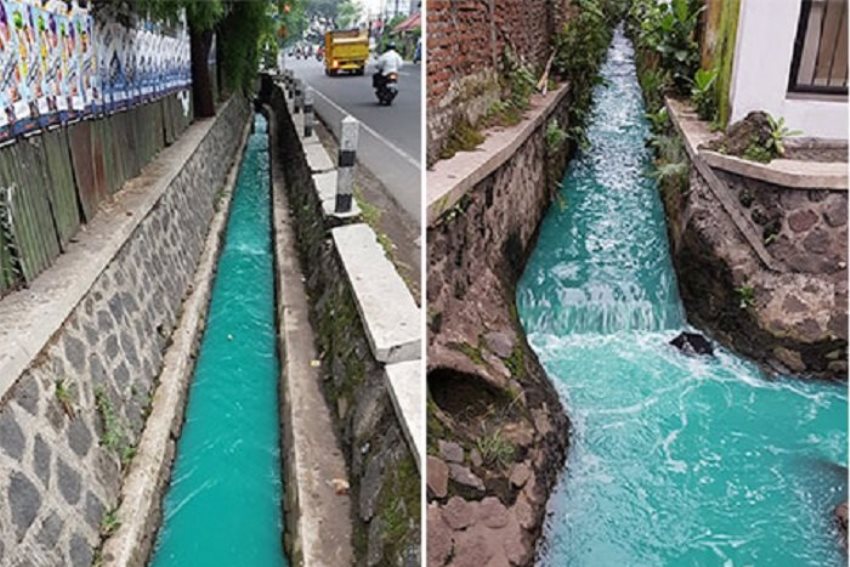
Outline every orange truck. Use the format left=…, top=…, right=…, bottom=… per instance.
left=324, top=29, right=369, bottom=76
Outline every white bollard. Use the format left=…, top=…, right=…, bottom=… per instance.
left=335, top=116, right=359, bottom=213
left=294, top=79, right=303, bottom=114
left=303, top=88, right=314, bottom=138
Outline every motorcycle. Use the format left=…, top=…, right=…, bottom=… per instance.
left=374, top=72, right=398, bottom=106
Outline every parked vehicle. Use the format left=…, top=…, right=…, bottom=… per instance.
left=324, top=29, right=369, bottom=76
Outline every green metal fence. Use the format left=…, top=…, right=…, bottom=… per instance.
left=0, top=92, right=195, bottom=297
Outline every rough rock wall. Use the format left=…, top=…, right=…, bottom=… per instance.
left=426, top=98, right=574, bottom=566
left=426, top=0, right=571, bottom=164
left=663, top=166, right=848, bottom=378
left=0, top=96, right=250, bottom=566
left=268, top=86, right=420, bottom=567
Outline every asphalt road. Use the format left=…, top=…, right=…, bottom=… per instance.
left=283, top=55, right=422, bottom=224
left=284, top=55, right=421, bottom=161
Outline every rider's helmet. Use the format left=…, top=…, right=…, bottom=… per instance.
left=384, top=41, right=396, bottom=53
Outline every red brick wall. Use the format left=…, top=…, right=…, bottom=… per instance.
left=427, top=0, right=572, bottom=164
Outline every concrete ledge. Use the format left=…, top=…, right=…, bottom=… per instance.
left=267, top=103, right=354, bottom=567
left=427, top=83, right=571, bottom=226
left=304, top=142, right=335, bottom=173
left=384, top=360, right=423, bottom=471
left=0, top=98, right=238, bottom=401
left=701, top=150, right=848, bottom=190
left=666, top=97, right=783, bottom=273
left=99, top=112, right=251, bottom=567
left=667, top=97, right=848, bottom=190
left=331, top=223, right=421, bottom=363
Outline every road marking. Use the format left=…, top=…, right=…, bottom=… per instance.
left=309, top=87, right=421, bottom=169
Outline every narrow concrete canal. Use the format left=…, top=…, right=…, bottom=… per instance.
left=517, top=29, right=847, bottom=566
left=151, top=114, right=287, bottom=566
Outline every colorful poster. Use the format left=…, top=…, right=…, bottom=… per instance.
left=0, top=1, right=190, bottom=138
left=0, top=1, right=16, bottom=142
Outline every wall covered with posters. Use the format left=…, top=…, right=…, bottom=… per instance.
left=0, top=0, right=191, bottom=143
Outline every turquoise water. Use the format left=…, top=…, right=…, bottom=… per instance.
left=517, top=29, right=848, bottom=566
left=151, top=115, right=287, bottom=567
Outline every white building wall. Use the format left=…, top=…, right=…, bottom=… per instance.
left=729, top=0, right=848, bottom=140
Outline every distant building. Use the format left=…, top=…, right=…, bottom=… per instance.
left=704, top=0, right=847, bottom=139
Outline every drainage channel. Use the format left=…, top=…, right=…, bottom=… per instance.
left=517, top=28, right=847, bottom=565
left=150, top=113, right=287, bottom=566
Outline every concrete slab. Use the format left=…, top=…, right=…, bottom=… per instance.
left=304, top=142, right=335, bottom=173
left=0, top=99, right=240, bottom=400
left=426, top=84, right=570, bottom=226
left=701, top=151, right=848, bottom=190
left=312, top=171, right=362, bottom=221
left=384, top=360, right=424, bottom=471
left=331, top=224, right=421, bottom=363
left=667, top=97, right=847, bottom=190
left=314, top=170, right=338, bottom=202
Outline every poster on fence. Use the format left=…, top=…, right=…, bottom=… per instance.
left=0, top=0, right=190, bottom=143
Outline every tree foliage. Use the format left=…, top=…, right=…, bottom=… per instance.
left=336, top=0, right=362, bottom=29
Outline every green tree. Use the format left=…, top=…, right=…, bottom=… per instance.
left=306, top=0, right=339, bottom=21
left=336, top=0, right=362, bottom=29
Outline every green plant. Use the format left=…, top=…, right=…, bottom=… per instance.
left=639, top=67, right=671, bottom=112
left=504, top=345, right=525, bottom=379
left=546, top=119, right=568, bottom=154
left=652, top=161, right=689, bottom=184
left=439, top=118, right=485, bottom=160
left=742, top=141, right=773, bottom=163
left=766, top=115, right=802, bottom=157
left=54, top=379, right=75, bottom=418
left=94, top=388, right=135, bottom=467
left=645, top=107, right=670, bottom=134
left=552, top=0, right=623, bottom=148
left=100, top=508, right=121, bottom=538
left=502, top=48, right=536, bottom=113
left=690, top=68, right=718, bottom=121
left=631, top=0, right=703, bottom=94
left=476, top=429, right=515, bottom=469
left=736, top=285, right=756, bottom=309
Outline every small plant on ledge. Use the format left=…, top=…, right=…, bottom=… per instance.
left=690, top=67, right=718, bottom=122
left=736, top=284, right=756, bottom=310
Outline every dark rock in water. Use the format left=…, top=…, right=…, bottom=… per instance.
left=835, top=502, right=847, bottom=546
left=670, top=332, right=714, bottom=356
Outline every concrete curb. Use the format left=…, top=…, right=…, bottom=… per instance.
left=282, top=82, right=363, bottom=222
left=331, top=224, right=421, bottom=364
left=266, top=103, right=354, bottom=567
left=98, top=113, right=253, bottom=567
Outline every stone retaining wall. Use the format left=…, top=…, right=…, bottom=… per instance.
left=663, top=102, right=847, bottom=379
left=0, top=96, right=251, bottom=566
left=266, top=83, right=421, bottom=567
left=426, top=86, right=575, bottom=567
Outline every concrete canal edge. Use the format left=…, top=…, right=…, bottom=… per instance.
left=98, top=110, right=253, bottom=567
left=263, top=73, right=423, bottom=566
left=266, top=102, right=354, bottom=566
left=425, top=83, right=575, bottom=565
left=0, top=94, right=251, bottom=565
left=663, top=97, right=847, bottom=379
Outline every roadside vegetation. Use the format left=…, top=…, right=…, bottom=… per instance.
left=439, top=0, right=628, bottom=161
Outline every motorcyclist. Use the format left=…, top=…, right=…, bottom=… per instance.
left=374, top=41, right=403, bottom=90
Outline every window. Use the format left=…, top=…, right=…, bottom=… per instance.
left=788, top=0, right=848, bottom=94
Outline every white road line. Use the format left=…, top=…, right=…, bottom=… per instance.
left=308, top=85, right=421, bottom=169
